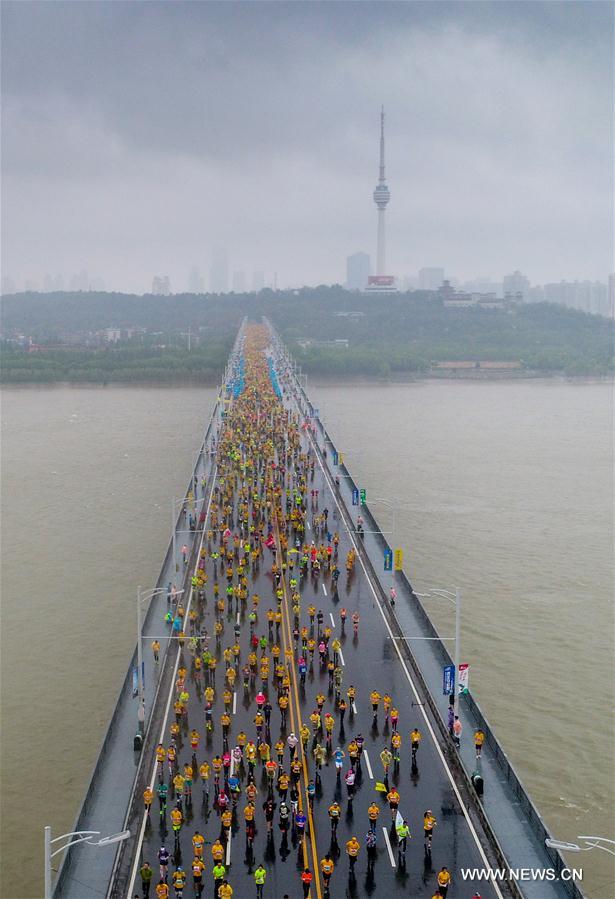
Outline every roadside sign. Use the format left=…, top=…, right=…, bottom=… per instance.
left=333, top=450, right=339, bottom=466
left=339, top=453, right=345, bottom=465
left=359, top=488, right=366, bottom=505
left=458, top=663, right=470, bottom=694
left=352, top=488, right=359, bottom=506
left=313, top=408, right=319, bottom=417
left=443, top=664, right=455, bottom=695
left=394, top=548, right=403, bottom=571
left=384, top=549, right=393, bottom=571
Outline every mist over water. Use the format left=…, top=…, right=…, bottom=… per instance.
left=1, top=380, right=613, bottom=898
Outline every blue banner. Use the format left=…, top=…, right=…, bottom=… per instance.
left=332, top=450, right=339, bottom=466
left=352, top=488, right=359, bottom=505
left=443, top=665, right=455, bottom=696
left=384, top=549, right=393, bottom=571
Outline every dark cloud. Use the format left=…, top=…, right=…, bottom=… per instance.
left=1, top=1, right=612, bottom=292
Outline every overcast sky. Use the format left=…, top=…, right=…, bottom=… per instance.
left=1, top=1, right=612, bottom=294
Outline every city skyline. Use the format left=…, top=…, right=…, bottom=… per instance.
left=1, top=2, right=612, bottom=294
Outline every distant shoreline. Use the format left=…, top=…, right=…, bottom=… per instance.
left=2, top=371, right=613, bottom=388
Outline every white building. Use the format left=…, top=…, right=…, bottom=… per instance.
left=346, top=252, right=370, bottom=290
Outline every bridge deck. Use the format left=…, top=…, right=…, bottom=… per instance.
left=56, top=326, right=580, bottom=899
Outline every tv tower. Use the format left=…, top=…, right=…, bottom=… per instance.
left=373, top=106, right=391, bottom=276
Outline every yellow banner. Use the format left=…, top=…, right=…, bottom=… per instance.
left=394, top=548, right=403, bottom=571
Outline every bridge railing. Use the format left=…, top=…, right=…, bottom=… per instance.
left=54, top=321, right=247, bottom=899
left=267, top=322, right=583, bottom=899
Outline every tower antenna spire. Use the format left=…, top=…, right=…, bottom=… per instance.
left=372, top=106, right=391, bottom=276
left=379, top=106, right=385, bottom=182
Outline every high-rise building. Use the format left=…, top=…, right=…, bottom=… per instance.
left=542, top=280, right=608, bottom=315
left=367, top=107, right=396, bottom=291
left=346, top=252, right=370, bottom=290
left=252, top=271, right=265, bottom=292
left=188, top=267, right=204, bottom=293
left=232, top=270, right=247, bottom=293
left=503, top=271, right=530, bottom=301
left=418, top=267, right=445, bottom=291
left=152, top=276, right=171, bottom=295
left=210, top=247, right=229, bottom=293
left=1, top=276, right=16, bottom=295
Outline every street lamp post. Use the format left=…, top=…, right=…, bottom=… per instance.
left=44, top=826, right=130, bottom=899
left=136, top=586, right=184, bottom=732
left=546, top=836, right=615, bottom=857
left=416, top=587, right=462, bottom=721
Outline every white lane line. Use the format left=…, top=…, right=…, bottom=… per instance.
left=307, top=521, right=311, bottom=529
left=236, top=611, right=241, bottom=625
left=329, top=611, right=335, bottom=626
left=302, top=410, right=506, bottom=899
left=351, top=701, right=357, bottom=714
left=126, top=466, right=217, bottom=899
left=226, top=750, right=235, bottom=866
left=322, top=584, right=327, bottom=597
left=338, top=648, right=345, bottom=667
left=363, top=749, right=374, bottom=780
left=382, top=826, right=396, bottom=867
left=232, top=691, right=237, bottom=714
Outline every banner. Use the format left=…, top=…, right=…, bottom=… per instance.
left=374, top=782, right=387, bottom=792
left=332, top=451, right=339, bottom=466
left=394, top=548, right=403, bottom=571
left=360, top=488, right=366, bottom=505
left=458, top=663, right=470, bottom=694
left=384, top=549, right=393, bottom=571
left=352, top=488, right=359, bottom=506
left=443, top=664, right=455, bottom=696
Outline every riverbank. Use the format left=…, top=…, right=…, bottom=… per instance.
left=2, top=370, right=613, bottom=387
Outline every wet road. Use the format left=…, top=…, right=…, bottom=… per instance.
left=123, top=339, right=504, bottom=899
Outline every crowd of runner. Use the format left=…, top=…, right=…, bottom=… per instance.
left=132, top=325, right=484, bottom=899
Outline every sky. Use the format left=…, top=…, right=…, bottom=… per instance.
left=1, top=1, right=613, bottom=294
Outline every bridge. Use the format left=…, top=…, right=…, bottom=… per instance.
left=52, top=321, right=584, bottom=899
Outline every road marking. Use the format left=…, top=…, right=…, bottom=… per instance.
left=382, top=826, right=396, bottom=867
left=274, top=519, right=323, bottom=899
left=236, top=611, right=241, bottom=625
left=226, top=749, right=235, bottom=867
left=329, top=611, right=335, bottom=626
left=338, top=648, right=345, bottom=667
left=126, top=466, right=217, bottom=899
left=232, top=691, right=237, bottom=714
left=322, top=584, right=327, bottom=597
left=363, top=749, right=374, bottom=780
left=351, top=701, right=357, bottom=714
left=300, top=399, right=507, bottom=899
left=307, top=520, right=311, bottom=529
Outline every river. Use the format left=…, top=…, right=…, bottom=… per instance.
left=1, top=380, right=613, bottom=898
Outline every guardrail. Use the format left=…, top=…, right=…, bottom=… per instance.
left=265, top=319, right=584, bottom=899
left=53, top=322, right=247, bottom=898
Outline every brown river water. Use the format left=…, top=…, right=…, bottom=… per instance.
left=1, top=380, right=613, bottom=898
